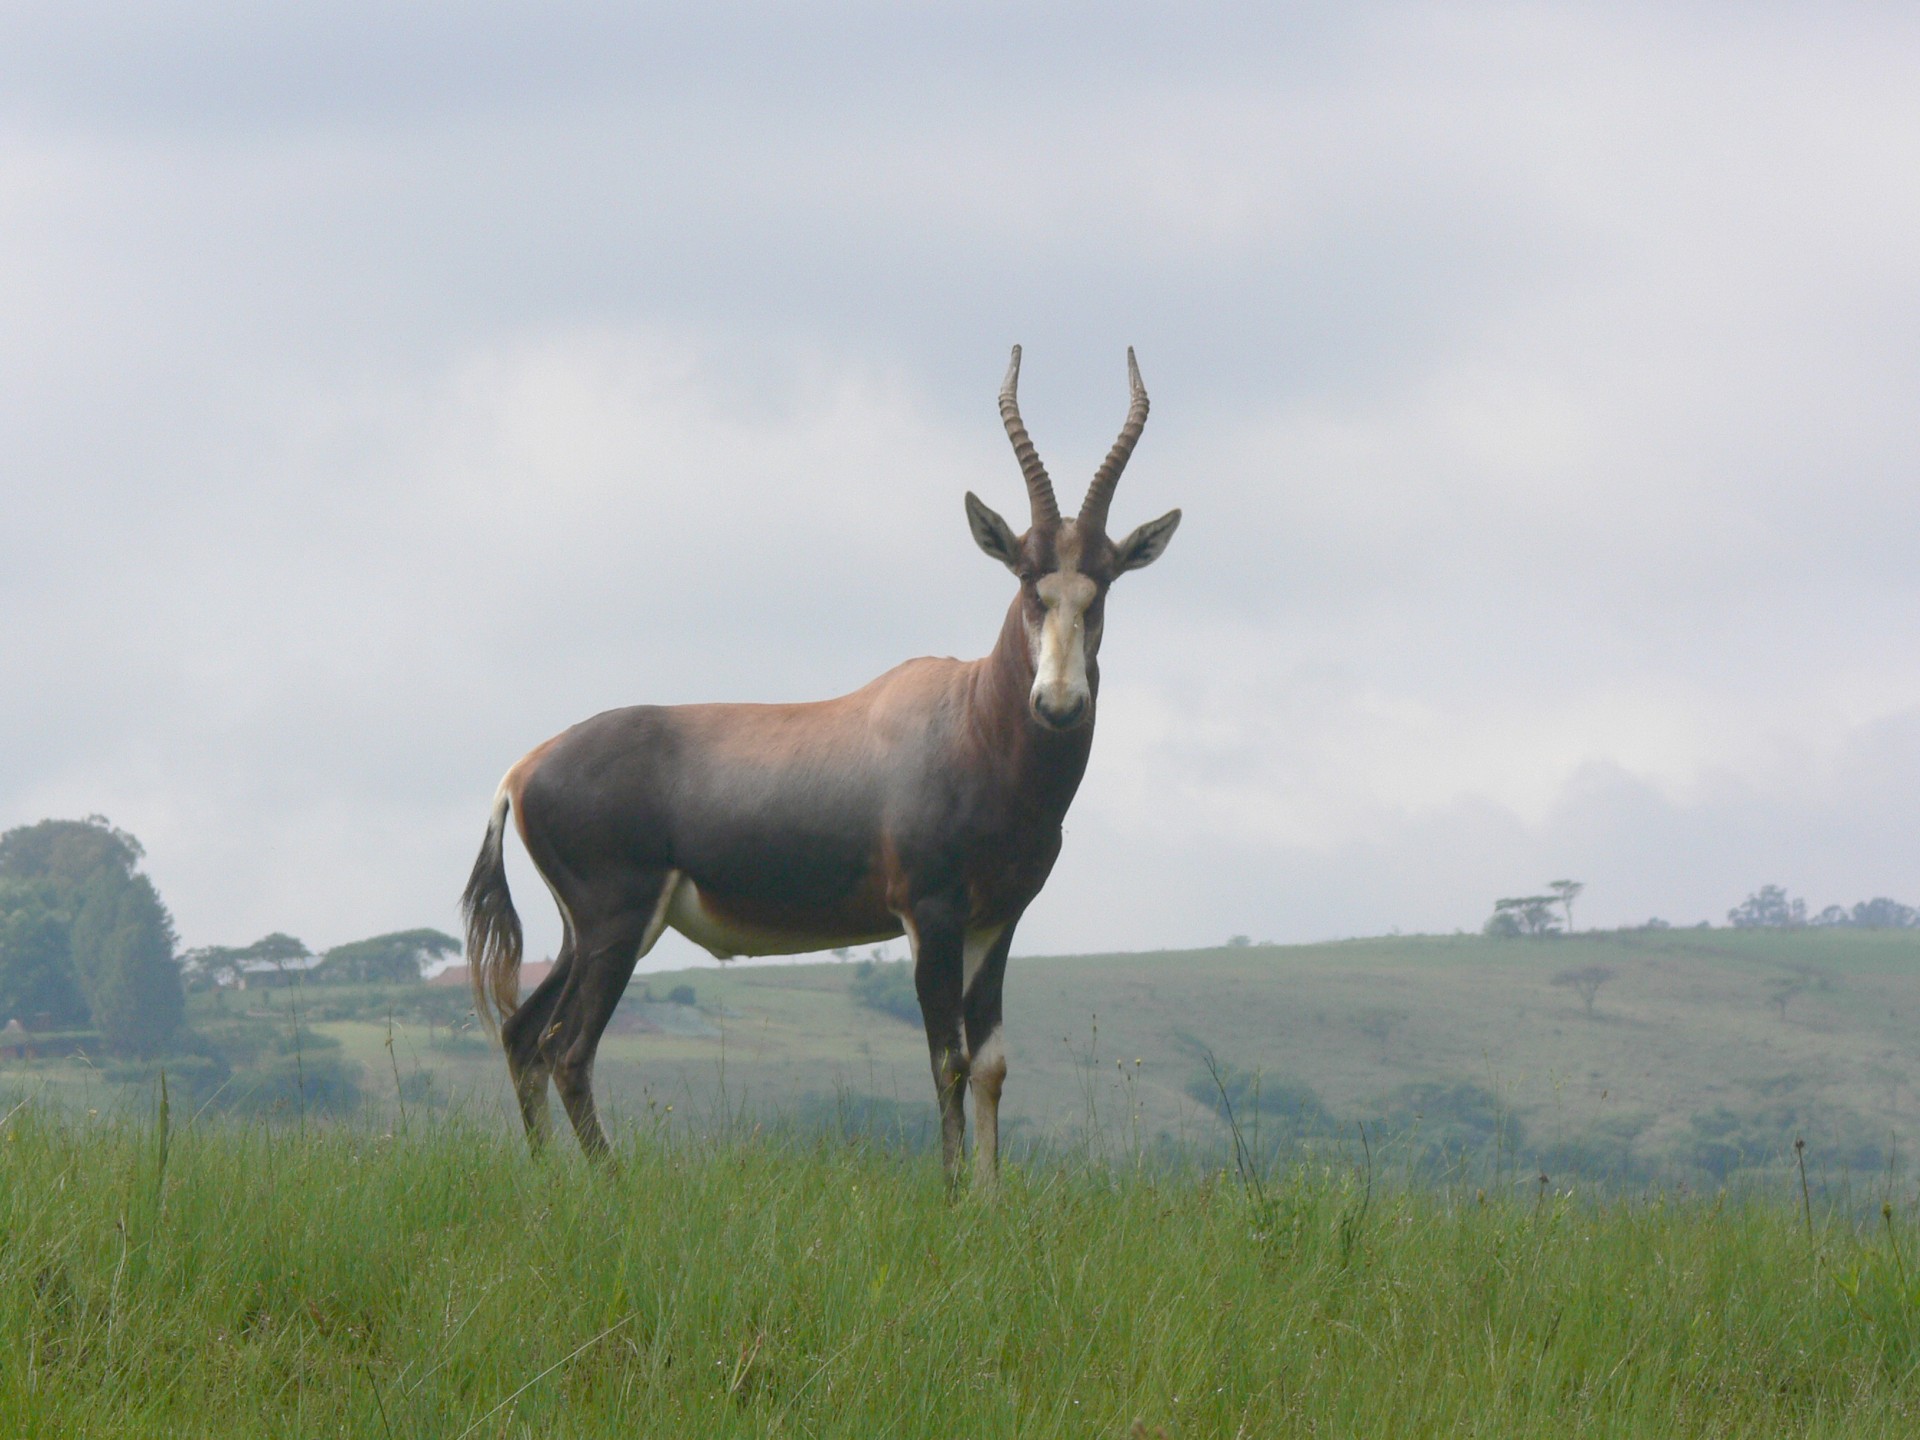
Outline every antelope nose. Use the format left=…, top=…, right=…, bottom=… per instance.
left=1036, top=693, right=1088, bottom=729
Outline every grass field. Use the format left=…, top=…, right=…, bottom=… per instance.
left=8, top=927, right=1920, bottom=1435
left=6, top=1101, right=1920, bottom=1438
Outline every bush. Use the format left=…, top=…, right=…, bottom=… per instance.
left=222, top=1054, right=363, bottom=1119
left=192, top=1017, right=278, bottom=1067
left=1684, top=1096, right=1882, bottom=1182
left=271, top=1026, right=341, bottom=1056
left=1371, top=1080, right=1524, bottom=1169
left=787, top=1091, right=936, bottom=1151
left=1187, top=1068, right=1337, bottom=1137
left=429, top=1028, right=492, bottom=1057
left=103, top=1052, right=232, bottom=1108
left=849, top=960, right=920, bottom=1025
left=667, top=984, right=697, bottom=1006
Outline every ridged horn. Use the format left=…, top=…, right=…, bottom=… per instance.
left=999, top=345, right=1060, bottom=529
left=1078, top=347, right=1150, bottom=536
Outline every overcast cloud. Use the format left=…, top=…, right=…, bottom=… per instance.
left=5, top=3, right=1920, bottom=967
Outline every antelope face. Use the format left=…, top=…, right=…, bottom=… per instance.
left=1029, top=539, right=1100, bottom=730
left=969, top=509, right=1183, bottom=731
left=966, top=346, right=1182, bottom=733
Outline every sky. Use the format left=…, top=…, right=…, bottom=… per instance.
left=5, top=3, right=1920, bottom=968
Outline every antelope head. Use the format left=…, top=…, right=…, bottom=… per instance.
left=965, top=346, right=1182, bottom=731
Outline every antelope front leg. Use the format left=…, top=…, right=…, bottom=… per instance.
left=968, top=1038, right=1006, bottom=1186
left=963, top=925, right=1014, bottom=1190
left=907, top=899, right=970, bottom=1182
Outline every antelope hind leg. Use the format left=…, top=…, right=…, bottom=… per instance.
left=552, top=871, right=679, bottom=1160
left=501, top=947, right=575, bottom=1153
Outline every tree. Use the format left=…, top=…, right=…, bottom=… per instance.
left=182, top=932, right=319, bottom=988
left=0, top=815, right=144, bottom=891
left=1808, top=897, right=1920, bottom=930
left=1853, top=898, right=1918, bottom=929
left=68, top=868, right=184, bottom=1058
left=243, top=933, right=312, bottom=968
left=1547, top=880, right=1585, bottom=933
left=1768, top=973, right=1809, bottom=1021
left=1728, top=885, right=1806, bottom=929
left=1551, top=963, right=1616, bottom=1018
left=314, top=928, right=458, bottom=984
left=180, top=944, right=251, bottom=991
left=0, top=880, right=89, bottom=1028
left=1484, top=895, right=1563, bottom=938
left=0, top=817, right=184, bottom=1055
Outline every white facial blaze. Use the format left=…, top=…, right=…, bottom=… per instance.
left=1031, top=569, right=1096, bottom=722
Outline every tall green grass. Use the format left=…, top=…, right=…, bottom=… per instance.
left=4, top=1097, right=1920, bottom=1437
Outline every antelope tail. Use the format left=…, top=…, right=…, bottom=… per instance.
left=460, top=784, right=524, bottom=1035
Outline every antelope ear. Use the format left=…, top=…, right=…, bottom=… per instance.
left=965, top=491, right=1022, bottom=573
left=1115, top=507, right=1182, bottom=573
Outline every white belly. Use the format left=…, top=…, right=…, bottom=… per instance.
left=663, top=874, right=901, bottom=961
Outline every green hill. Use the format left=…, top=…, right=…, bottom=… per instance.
left=571, top=927, right=1920, bottom=1185
left=10, top=927, right=1918, bottom=1186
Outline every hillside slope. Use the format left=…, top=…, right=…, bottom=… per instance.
left=535, top=928, right=1920, bottom=1182
left=12, top=928, right=1915, bottom=1183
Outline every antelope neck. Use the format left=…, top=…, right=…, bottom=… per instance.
left=965, top=593, right=1095, bottom=813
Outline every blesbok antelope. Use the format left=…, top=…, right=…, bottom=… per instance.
left=461, top=346, right=1180, bottom=1182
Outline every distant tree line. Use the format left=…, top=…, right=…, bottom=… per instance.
left=1728, top=884, right=1920, bottom=930
left=1482, top=879, right=1920, bottom=938
left=180, top=927, right=460, bottom=989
